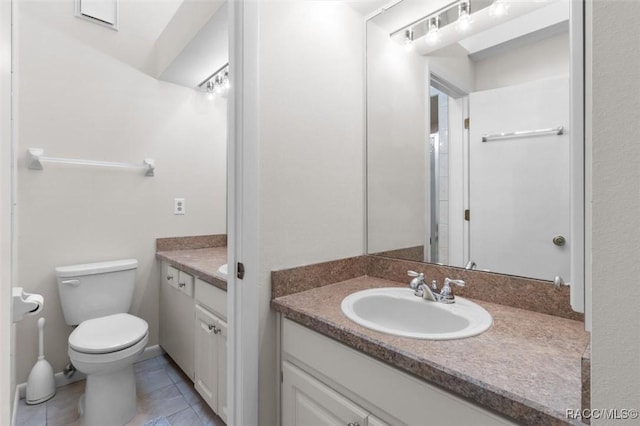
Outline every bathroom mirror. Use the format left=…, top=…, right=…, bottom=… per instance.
left=366, top=0, right=581, bottom=287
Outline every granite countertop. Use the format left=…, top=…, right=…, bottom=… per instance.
left=156, top=246, right=227, bottom=291
left=272, top=276, right=590, bottom=425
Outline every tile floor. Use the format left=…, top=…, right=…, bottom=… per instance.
left=15, top=354, right=226, bottom=426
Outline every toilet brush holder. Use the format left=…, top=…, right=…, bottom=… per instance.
left=26, top=317, right=56, bottom=404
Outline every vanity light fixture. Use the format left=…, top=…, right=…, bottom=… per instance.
left=489, top=0, right=509, bottom=18
left=391, top=0, right=484, bottom=51
left=404, top=28, right=415, bottom=51
left=200, top=63, right=230, bottom=97
left=456, top=1, right=472, bottom=32
left=425, top=16, right=440, bottom=45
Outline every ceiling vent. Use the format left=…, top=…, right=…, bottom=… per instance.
left=75, top=0, right=119, bottom=31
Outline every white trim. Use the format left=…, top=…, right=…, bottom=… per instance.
left=14, top=345, right=164, bottom=400
left=569, top=0, right=586, bottom=314
left=583, top=0, right=592, bottom=331
left=1, top=0, right=14, bottom=423
left=227, top=0, right=259, bottom=424
left=136, top=344, right=164, bottom=363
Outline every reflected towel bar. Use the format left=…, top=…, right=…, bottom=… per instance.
left=27, top=148, right=155, bottom=176
left=481, top=126, right=564, bottom=142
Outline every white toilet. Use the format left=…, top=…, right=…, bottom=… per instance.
left=56, top=259, right=148, bottom=426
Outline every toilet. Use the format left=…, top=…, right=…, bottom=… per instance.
left=56, top=259, right=148, bottom=426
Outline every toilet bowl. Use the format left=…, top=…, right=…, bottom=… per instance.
left=69, top=313, right=148, bottom=426
left=56, top=259, right=147, bottom=426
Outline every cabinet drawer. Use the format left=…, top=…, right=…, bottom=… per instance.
left=177, top=270, right=194, bottom=297
left=195, top=278, right=226, bottom=320
left=164, top=264, right=179, bottom=289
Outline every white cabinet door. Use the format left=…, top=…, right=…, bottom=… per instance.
left=216, top=317, right=228, bottom=424
left=194, top=304, right=217, bottom=409
left=165, top=264, right=179, bottom=289
left=159, top=262, right=194, bottom=379
left=177, top=270, right=194, bottom=297
left=194, top=304, right=227, bottom=423
left=282, top=361, right=368, bottom=426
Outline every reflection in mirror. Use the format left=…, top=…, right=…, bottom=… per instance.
left=156, top=0, right=228, bottom=93
left=366, top=0, right=574, bottom=282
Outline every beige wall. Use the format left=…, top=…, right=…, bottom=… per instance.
left=255, top=2, right=365, bottom=424
left=13, top=0, right=226, bottom=383
left=591, top=0, right=640, bottom=421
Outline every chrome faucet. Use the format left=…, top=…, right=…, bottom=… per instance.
left=439, top=278, right=466, bottom=303
left=407, top=271, right=466, bottom=304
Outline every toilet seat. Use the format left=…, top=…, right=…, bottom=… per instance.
left=69, top=313, right=148, bottom=354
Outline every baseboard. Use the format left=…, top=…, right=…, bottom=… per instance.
left=137, top=344, right=165, bottom=363
left=15, top=345, right=165, bottom=400
left=11, top=387, right=19, bottom=426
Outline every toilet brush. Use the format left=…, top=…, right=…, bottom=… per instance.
left=26, top=317, right=56, bottom=404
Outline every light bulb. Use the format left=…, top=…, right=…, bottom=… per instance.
left=222, top=71, right=231, bottom=90
left=404, top=29, right=414, bottom=52
left=456, top=2, right=472, bottom=32
left=425, top=17, right=440, bottom=45
left=489, top=0, right=509, bottom=18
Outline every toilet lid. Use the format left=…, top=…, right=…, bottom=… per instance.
left=69, top=313, right=148, bottom=354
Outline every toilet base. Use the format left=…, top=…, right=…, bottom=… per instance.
left=80, top=365, right=137, bottom=426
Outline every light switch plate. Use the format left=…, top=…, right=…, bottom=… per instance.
left=174, top=198, right=185, bottom=215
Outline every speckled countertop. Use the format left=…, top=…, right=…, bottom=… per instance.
left=156, top=246, right=227, bottom=291
left=272, top=276, right=590, bottom=425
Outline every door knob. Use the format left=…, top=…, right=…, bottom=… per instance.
left=552, top=235, right=566, bottom=246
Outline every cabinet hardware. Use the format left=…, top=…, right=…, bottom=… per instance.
left=347, top=423, right=360, bottom=426
left=179, top=282, right=185, bottom=288
left=208, top=324, right=216, bottom=332
left=166, top=275, right=173, bottom=280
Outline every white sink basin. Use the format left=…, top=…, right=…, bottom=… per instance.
left=341, top=287, right=493, bottom=340
left=217, top=263, right=228, bottom=277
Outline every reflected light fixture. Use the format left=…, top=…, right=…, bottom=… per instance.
left=489, top=0, right=509, bottom=17
left=425, top=16, right=440, bottom=45
left=404, top=28, right=415, bottom=52
left=456, top=1, right=472, bottom=32
left=202, top=64, right=230, bottom=98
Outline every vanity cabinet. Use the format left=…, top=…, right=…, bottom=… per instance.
left=280, top=318, right=517, bottom=426
left=160, top=263, right=194, bottom=378
left=159, top=262, right=228, bottom=421
left=283, top=361, right=390, bottom=426
left=194, top=278, right=228, bottom=423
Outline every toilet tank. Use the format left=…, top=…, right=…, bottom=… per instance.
left=56, top=259, right=138, bottom=325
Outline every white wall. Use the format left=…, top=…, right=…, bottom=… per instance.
left=591, top=0, right=640, bottom=421
left=255, top=2, right=365, bottom=424
left=367, top=19, right=427, bottom=254
left=13, top=0, right=226, bottom=384
left=474, top=31, right=569, bottom=91
left=428, top=43, right=476, bottom=94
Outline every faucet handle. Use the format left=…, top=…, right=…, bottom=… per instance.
left=444, top=278, right=465, bottom=288
left=408, top=271, right=425, bottom=290
left=440, top=278, right=465, bottom=300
